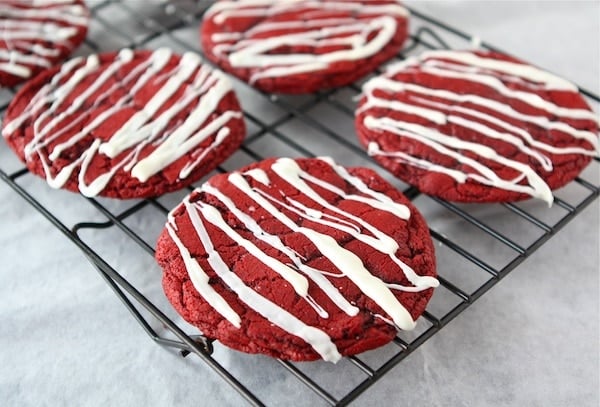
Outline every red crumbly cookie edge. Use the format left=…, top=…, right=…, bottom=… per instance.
left=3, top=50, right=246, bottom=199
left=199, top=5, right=408, bottom=94
left=355, top=50, right=598, bottom=203
left=156, top=158, right=437, bottom=361
left=0, top=0, right=89, bottom=87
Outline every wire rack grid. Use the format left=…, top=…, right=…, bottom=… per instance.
left=0, top=1, right=598, bottom=406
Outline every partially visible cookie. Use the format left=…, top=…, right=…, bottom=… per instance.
left=2, top=48, right=246, bottom=199
left=156, top=157, right=438, bottom=362
left=0, top=0, right=89, bottom=87
left=200, top=0, right=409, bottom=94
left=355, top=50, right=599, bottom=205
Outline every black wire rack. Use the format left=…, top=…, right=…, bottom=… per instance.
left=1, top=1, right=598, bottom=406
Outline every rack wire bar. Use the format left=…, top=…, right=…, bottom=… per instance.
left=1, top=1, right=598, bottom=406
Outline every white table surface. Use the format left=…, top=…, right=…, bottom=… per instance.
left=0, top=1, right=598, bottom=406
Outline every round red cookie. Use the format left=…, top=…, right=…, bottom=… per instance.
left=2, top=48, right=246, bottom=199
left=355, top=50, right=599, bottom=205
left=0, top=0, right=89, bottom=87
left=156, top=157, right=438, bottom=362
left=200, top=0, right=409, bottom=94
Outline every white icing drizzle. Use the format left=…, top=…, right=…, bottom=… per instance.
left=178, top=199, right=341, bottom=363
left=317, top=156, right=412, bottom=220
left=166, top=157, right=438, bottom=360
left=269, top=159, right=438, bottom=289
left=2, top=48, right=239, bottom=197
left=360, top=50, right=600, bottom=206
left=419, top=50, right=577, bottom=91
left=389, top=55, right=599, bottom=123
left=0, top=0, right=88, bottom=79
left=166, top=221, right=242, bottom=329
left=197, top=194, right=310, bottom=298
left=202, top=182, right=357, bottom=318
left=366, top=115, right=555, bottom=204
left=243, top=168, right=270, bottom=186
left=206, top=0, right=407, bottom=83
left=228, top=160, right=433, bottom=330
left=361, top=76, right=598, bottom=146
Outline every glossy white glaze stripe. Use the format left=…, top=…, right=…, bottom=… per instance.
left=99, top=52, right=202, bottom=158
left=389, top=56, right=599, bottom=123
left=244, top=168, right=270, bottom=186
left=22, top=54, right=104, bottom=157
left=240, top=17, right=397, bottom=83
left=229, top=161, right=435, bottom=330
left=3, top=49, right=237, bottom=197
left=423, top=60, right=550, bottom=90
left=0, top=4, right=88, bottom=26
left=226, top=19, right=380, bottom=68
left=300, top=226, right=416, bottom=330
left=272, top=159, right=438, bottom=289
left=306, top=157, right=412, bottom=220
left=364, top=76, right=598, bottom=146
left=183, top=199, right=342, bottom=362
left=275, top=161, right=398, bottom=249
left=448, top=115, right=553, bottom=170
left=424, top=65, right=597, bottom=122
left=256, top=189, right=432, bottom=293
left=316, top=156, right=412, bottom=217
left=231, top=174, right=423, bottom=327
left=202, top=182, right=358, bottom=317
left=99, top=63, right=215, bottom=171
left=361, top=86, right=554, bottom=169
left=0, top=62, right=30, bottom=77
left=233, top=17, right=358, bottom=39
left=360, top=53, right=599, bottom=204
left=26, top=43, right=61, bottom=57
left=207, top=0, right=408, bottom=24
left=365, top=115, right=554, bottom=204
left=52, top=50, right=167, bottom=156
left=0, top=49, right=53, bottom=67
left=368, top=141, right=469, bottom=182
left=46, top=50, right=137, bottom=159
left=179, top=127, right=229, bottom=180
left=419, top=50, right=576, bottom=91
left=214, top=24, right=370, bottom=57
left=410, top=96, right=598, bottom=158
left=287, top=196, right=361, bottom=232
left=197, top=195, right=310, bottom=298
left=0, top=23, right=77, bottom=41
left=207, top=0, right=406, bottom=82
left=131, top=70, right=237, bottom=182
left=2, top=56, right=83, bottom=137
left=0, top=1, right=87, bottom=78
left=77, top=140, right=136, bottom=197
left=166, top=222, right=242, bottom=328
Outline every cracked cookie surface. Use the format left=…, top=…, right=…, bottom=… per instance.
left=200, top=0, right=409, bottom=94
left=2, top=49, right=246, bottom=199
left=355, top=50, right=599, bottom=205
left=0, top=0, right=89, bottom=87
left=157, top=157, right=437, bottom=362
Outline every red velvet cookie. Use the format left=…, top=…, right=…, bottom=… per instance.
left=2, top=49, right=246, bottom=199
left=200, top=0, right=409, bottom=94
left=355, top=50, right=599, bottom=205
left=0, top=0, right=89, bottom=87
left=157, top=157, right=438, bottom=362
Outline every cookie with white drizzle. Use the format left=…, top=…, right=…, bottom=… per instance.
left=2, top=48, right=246, bottom=199
left=355, top=50, right=599, bottom=205
left=157, top=157, right=438, bottom=362
left=0, top=0, right=89, bottom=87
left=200, top=0, right=409, bottom=94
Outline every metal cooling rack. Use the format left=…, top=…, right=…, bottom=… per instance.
left=1, top=1, right=598, bottom=406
